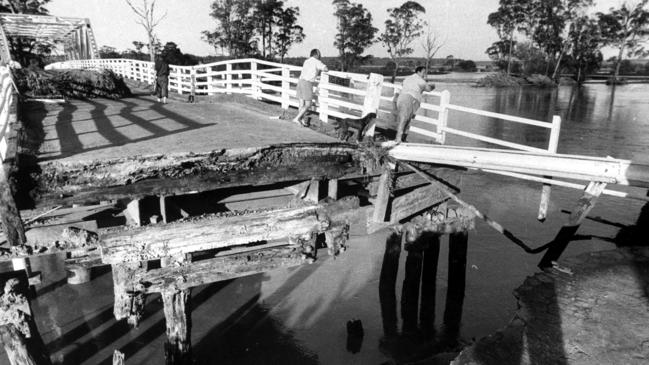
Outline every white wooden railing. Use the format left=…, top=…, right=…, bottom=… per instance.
left=0, top=65, right=16, bottom=162
left=45, top=58, right=561, bottom=154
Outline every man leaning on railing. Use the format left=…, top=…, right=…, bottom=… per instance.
left=293, top=48, right=328, bottom=127
left=394, top=66, right=435, bottom=142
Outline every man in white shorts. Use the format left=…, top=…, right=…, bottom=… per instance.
left=294, top=49, right=328, bottom=126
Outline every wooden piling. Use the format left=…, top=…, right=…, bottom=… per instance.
left=112, top=262, right=147, bottom=327
left=371, top=168, right=393, bottom=224
left=0, top=164, right=25, bottom=246
left=112, top=350, right=125, bottom=365
left=161, top=256, right=192, bottom=365
left=327, top=179, right=338, bottom=200
left=0, top=276, right=51, bottom=365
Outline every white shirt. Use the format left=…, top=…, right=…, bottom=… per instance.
left=401, top=73, right=428, bottom=103
left=299, top=57, right=327, bottom=82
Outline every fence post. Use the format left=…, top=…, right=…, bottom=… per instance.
left=250, top=60, right=259, bottom=99
left=190, top=66, right=196, bottom=98
left=318, top=72, right=329, bottom=123
left=226, top=63, right=232, bottom=94
left=362, top=73, right=384, bottom=138
left=537, top=115, right=562, bottom=221
left=438, top=90, right=451, bottom=144
left=281, top=67, right=289, bottom=110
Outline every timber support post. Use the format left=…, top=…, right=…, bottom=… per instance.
left=0, top=163, right=25, bottom=246
left=112, top=262, right=147, bottom=327
left=371, top=168, right=393, bottom=225
left=0, top=275, right=51, bottom=365
left=161, top=255, right=192, bottom=365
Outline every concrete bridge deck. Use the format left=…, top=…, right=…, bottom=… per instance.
left=23, top=87, right=336, bottom=164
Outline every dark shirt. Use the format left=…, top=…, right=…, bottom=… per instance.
left=155, top=58, right=169, bottom=77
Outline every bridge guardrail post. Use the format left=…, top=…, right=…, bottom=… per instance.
left=361, top=73, right=384, bottom=138
left=538, top=115, right=562, bottom=221
left=318, top=72, right=329, bottom=123
left=226, top=63, right=232, bottom=94
left=250, top=60, right=260, bottom=100
left=438, top=90, right=451, bottom=144
left=190, top=66, right=196, bottom=98
left=281, top=66, right=289, bottom=110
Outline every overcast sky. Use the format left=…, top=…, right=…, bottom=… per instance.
left=47, top=0, right=626, bottom=60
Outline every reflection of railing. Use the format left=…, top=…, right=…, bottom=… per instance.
left=45, top=58, right=561, bottom=153
left=0, top=65, right=16, bottom=162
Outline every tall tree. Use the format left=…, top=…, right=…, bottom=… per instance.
left=566, top=16, right=602, bottom=85
left=202, top=0, right=257, bottom=57
left=598, top=0, right=649, bottom=82
left=420, top=23, right=445, bottom=75
left=487, top=0, right=530, bottom=75
left=0, top=0, right=52, bottom=65
left=253, top=0, right=283, bottom=58
left=125, top=0, right=168, bottom=63
left=379, top=1, right=426, bottom=82
left=273, top=6, right=304, bottom=63
left=332, top=0, right=377, bottom=72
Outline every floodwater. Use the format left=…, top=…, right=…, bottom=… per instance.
left=3, top=83, right=649, bottom=365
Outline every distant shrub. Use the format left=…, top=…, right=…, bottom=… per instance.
left=525, top=74, right=557, bottom=88
left=475, top=72, right=523, bottom=87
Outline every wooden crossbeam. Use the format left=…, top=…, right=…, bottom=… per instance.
left=135, top=246, right=305, bottom=294
left=100, top=197, right=360, bottom=265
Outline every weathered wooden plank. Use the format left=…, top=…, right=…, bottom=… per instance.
left=100, top=197, right=360, bottom=265
left=390, top=184, right=449, bottom=223
left=100, top=206, right=321, bottom=265
left=27, top=143, right=367, bottom=208
left=136, top=246, right=305, bottom=293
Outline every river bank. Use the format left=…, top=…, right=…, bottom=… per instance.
left=453, top=247, right=649, bottom=365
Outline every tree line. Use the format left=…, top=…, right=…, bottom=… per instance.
left=202, top=0, right=438, bottom=82
left=487, top=0, right=649, bottom=85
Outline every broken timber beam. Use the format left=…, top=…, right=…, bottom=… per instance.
left=100, top=197, right=360, bottom=265
left=26, top=143, right=368, bottom=208
left=135, top=246, right=306, bottom=294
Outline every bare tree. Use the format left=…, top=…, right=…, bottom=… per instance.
left=125, top=0, right=167, bottom=63
left=420, top=23, right=445, bottom=75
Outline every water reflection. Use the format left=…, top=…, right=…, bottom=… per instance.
left=378, top=229, right=467, bottom=363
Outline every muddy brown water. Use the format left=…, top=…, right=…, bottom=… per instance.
left=2, top=83, right=648, bottom=364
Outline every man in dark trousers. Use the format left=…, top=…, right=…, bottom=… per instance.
left=154, top=54, right=170, bottom=104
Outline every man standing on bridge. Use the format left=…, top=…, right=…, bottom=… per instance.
left=293, top=49, right=328, bottom=127
left=155, top=54, right=170, bottom=104
left=395, top=66, right=435, bottom=142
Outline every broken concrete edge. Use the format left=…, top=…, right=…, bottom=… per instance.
left=451, top=247, right=649, bottom=365
left=24, top=142, right=388, bottom=208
